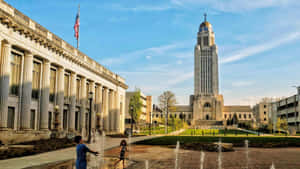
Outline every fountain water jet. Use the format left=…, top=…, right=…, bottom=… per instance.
left=218, top=139, right=222, bottom=169
left=145, top=160, right=149, bottom=169
left=270, top=162, right=275, bottom=169
left=200, top=151, right=205, bottom=169
left=174, top=141, right=180, bottom=169
left=245, top=140, right=249, bottom=169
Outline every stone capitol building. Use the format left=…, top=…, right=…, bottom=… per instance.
left=167, top=15, right=254, bottom=127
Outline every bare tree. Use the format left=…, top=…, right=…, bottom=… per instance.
left=159, top=91, right=176, bottom=134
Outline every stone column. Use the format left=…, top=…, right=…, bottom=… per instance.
left=103, top=87, right=109, bottom=131
left=0, top=40, right=11, bottom=129
left=109, top=90, right=114, bottom=132
left=96, top=84, right=102, bottom=129
left=20, top=51, right=33, bottom=130
left=80, top=77, right=87, bottom=135
left=115, top=91, right=120, bottom=132
left=39, top=60, right=50, bottom=130
left=89, top=81, right=95, bottom=131
left=68, top=72, right=76, bottom=132
left=56, top=66, right=64, bottom=130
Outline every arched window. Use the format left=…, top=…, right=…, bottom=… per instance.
left=204, top=102, right=211, bottom=108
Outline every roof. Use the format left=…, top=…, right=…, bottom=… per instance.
left=223, top=105, right=252, bottom=112
left=172, top=105, right=193, bottom=112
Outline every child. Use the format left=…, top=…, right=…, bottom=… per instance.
left=114, top=139, right=128, bottom=169
left=74, top=135, right=99, bottom=169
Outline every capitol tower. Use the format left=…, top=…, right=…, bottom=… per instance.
left=192, top=14, right=223, bottom=125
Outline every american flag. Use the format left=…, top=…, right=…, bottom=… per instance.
left=74, top=6, right=80, bottom=40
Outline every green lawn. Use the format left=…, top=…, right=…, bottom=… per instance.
left=138, top=126, right=176, bottom=135
left=135, top=136, right=300, bottom=147
left=180, top=129, right=255, bottom=136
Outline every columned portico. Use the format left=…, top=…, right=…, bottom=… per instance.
left=0, top=40, right=11, bottom=129
left=115, top=91, right=120, bottom=132
left=20, top=52, right=33, bottom=130
left=0, top=0, right=128, bottom=144
left=39, top=60, right=50, bottom=130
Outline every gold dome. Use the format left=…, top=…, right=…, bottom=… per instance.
left=200, top=21, right=211, bottom=27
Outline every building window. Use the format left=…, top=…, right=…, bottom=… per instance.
left=264, top=105, right=267, bottom=108
left=30, top=110, right=36, bottom=129
left=239, top=114, right=242, bottom=119
left=75, top=111, right=80, bottom=130
left=264, top=118, right=267, bottom=121
left=189, top=114, right=192, bottom=119
left=204, top=102, right=211, bottom=108
left=224, top=114, right=227, bottom=118
left=264, top=111, right=266, bottom=115
left=7, top=107, right=15, bottom=129
left=63, top=110, right=68, bottom=130
left=156, top=114, right=158, bottom=118
left=244, top=114, right=247, bottom=119
left=249, top=114, right=251, bottom=118
left=32, top=61, right=41, bottom=99
left=204, top=36, right=209, bottom=46
left=10, top=52, right=22, bottom=95
left=198, top=37, right=202, bottom=45
left=48, top=112, right=52, bottom=130
left=175, top=114, right=177, bottom=118
left=49, top=69, right=56, bottom=102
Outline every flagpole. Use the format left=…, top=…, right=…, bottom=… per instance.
left=77, top=4, right=80, bottom=49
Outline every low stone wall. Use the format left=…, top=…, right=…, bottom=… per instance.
left=0, top=130, right=51, bottom=144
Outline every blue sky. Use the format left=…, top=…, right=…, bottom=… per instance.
left=7, top=0, right=300, bottom=105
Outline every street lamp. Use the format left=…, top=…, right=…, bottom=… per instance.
left=88, top=92, right=93, bottom=143
left=130, top=105, right=134, bottom=135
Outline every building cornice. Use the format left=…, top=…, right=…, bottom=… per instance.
left=0, top=1, right=128, bottom=89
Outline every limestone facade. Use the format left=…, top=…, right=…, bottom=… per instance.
left=192, top=17, right=223, bottom=124
left=0, top=1, right=127, bottom=144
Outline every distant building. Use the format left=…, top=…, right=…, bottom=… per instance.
left=223, top=106, right=254, bottom=122
left=253, top=98, right=276, bottom=125
left=273, top=87, right=300, bottom=132
left=146, top=96, right=152, bottom=124
left=125, top=91, right=150, bottom=127
left=152, top=104, right=163, bottom=124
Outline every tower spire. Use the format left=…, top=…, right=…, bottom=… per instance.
left=204, top=13, right=207, bottom=22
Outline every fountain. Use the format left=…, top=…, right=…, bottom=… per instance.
left=145, top=160, right=149, bottom=169
left=245, top=140, right=249, bottom=169
left=218, top=139, right=222, bottom=169
left=270, top=162, right=275, bottom=169
left=174, top=141, right=180, bottom=169
left=100, top=131, right=105, bottom=168
left=128, top=133, right=132, bottom=161
left=200, top=151, right=205, bottom=169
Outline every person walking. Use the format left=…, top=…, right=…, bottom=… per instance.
left=74, top=135, right=99, bottom=169
left=114, top=140, right=128, bottom=169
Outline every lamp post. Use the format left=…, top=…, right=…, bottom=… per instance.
left=130, top=105, right=134, bottom=135
left=88, top=92, right=93, bottom=143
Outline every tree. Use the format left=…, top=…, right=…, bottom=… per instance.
left=267, top=121, right=273, bottom=133
left=276, top=117, right=281, bottom=132
left=159, top=91, right=176, bottom=134
left=128, top=90, right=143, bottom=132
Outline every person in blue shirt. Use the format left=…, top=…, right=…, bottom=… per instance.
left=74, top=135, right=99, bottom=169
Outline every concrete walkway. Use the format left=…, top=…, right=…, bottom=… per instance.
left=0, top=135, right=160, bottom=169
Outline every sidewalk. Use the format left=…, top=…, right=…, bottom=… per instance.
left=0, top=136, right=160, bottom=169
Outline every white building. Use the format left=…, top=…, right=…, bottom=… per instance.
left=0, top=1, right=127, bottom=144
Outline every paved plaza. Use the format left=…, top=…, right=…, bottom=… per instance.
left=106, top=145, right=300, bottom=169
left=0, top=136, right=159, bottom=169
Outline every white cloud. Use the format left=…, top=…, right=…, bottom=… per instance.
left=220, top=31, right=300, bottom=64
left=145, top=55, right=152, bottom=60
left=176, top=60, right=183, bottom=64
left=232, top=81, right=254, bottom=87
